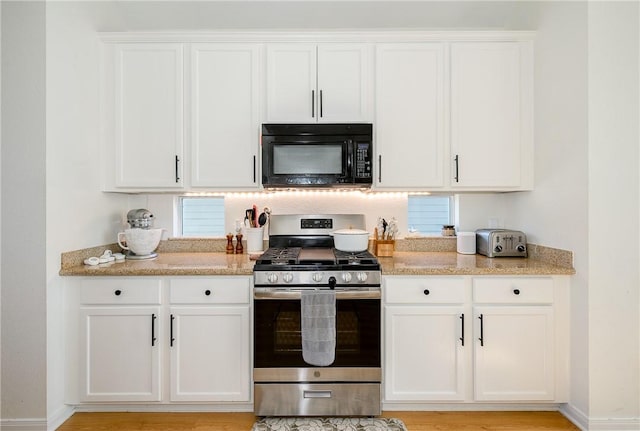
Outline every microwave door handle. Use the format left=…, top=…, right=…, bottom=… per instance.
left=346, top=140, right=353, bottom=177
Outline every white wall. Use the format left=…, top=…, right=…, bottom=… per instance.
left=45, top=2, right=131, bottom=425
left=586, top=1, right=639, bottom=423
left=1, top=0, right=47, bottom=423
left=508, top=1, right=591, bottom=418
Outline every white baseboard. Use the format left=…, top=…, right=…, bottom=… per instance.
left=585, top=417, right=640, bottom=431
left=0, top=418, right=47, bottom=431
left=382, top=402, right=564, bottom=411
left=47, top=405, right=75, bottom=431
left=561, top=403, right=640, bottom=431
left=0, top=406, right=75, bottom=431
left=71, top=403, right=254, bottom=413
left=561, top=403, right=588, bottom=430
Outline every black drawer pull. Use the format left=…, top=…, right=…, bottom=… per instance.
left=205, top=289, right=211, bottom=296
left=513, top=289, right=521, bottom=295
left=114, top=289, right=122, bottom=296
left=423, top=289, right=430, bottom=295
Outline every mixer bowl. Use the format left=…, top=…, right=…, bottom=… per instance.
left=117, top=228, right=163, bottom=256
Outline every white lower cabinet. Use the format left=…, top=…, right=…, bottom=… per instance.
left=473, top=305, right=554, bottom=401
left=384, top=277, right=466, bottom=401
left=472, top=277, right=556, bottom=401
left=78, top=278, right=163, bottom=402
left=383, top=275, right=568, bottom=405
left=169, top=277, right=251, bottom=402
left=73, top=276, right=251, bottom=405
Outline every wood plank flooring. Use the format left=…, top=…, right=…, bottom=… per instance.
left=56, top=411, right=580, bottom=431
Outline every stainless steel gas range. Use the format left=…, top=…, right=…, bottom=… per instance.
left=252, top=214, right=382, bottom=417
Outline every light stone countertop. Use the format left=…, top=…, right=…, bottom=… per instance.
left=379, top=251, right=575, bottom=276
left=60, top=250, right=574, bottom=277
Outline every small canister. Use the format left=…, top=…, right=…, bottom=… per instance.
left=441, top=225, right=456, bottom=236
left=457, top=232, right=476, bottom=254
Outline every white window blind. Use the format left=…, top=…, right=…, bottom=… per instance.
left=407, top=195, right=452, bottom=234
left=180, top=197, right=225, bottom=237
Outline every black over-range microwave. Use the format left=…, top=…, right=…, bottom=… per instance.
left=261, top=123, right=373, bottom=188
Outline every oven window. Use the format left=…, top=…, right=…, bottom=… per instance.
left=254, top=298, right=380, bottom=368
left=273, top=144, right=343, bottom=175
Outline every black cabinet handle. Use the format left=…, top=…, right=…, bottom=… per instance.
left=478, top=314, right=484, bottom=346
left=205, top=289, right=211, bottom=296
left=513, top=289, right=521, bottom=295
left=320, top=90, right=323, bottom=118
left=170, top=314, right=175, bottom=347
left=151, top=314, right=157, bottom=347
left=175, top=155, right=180, bottom=183
left=460, top=314, right=465, bottom=346
left=378, top=155, right=382, bottom=182
left=114, top=289, right=122, bottom=296
left=253, top=155, right=257, bottom=183
left=423, top=289, right=430, bottom=296
left=312, top=90, right=315, bottom=118
left=454, top=155, right=460, bottom=183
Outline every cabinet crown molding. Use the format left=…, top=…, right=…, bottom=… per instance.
left=99, top=30, right=536, bottom=43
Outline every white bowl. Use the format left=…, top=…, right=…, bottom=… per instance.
left=117, top=228, right=163, bottom=256
left=332, top=229, right=370, bottom=252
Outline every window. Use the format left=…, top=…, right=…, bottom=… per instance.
left=407, top=195, right=452, bottom=235
left=179, top=197, right=225, bottom=237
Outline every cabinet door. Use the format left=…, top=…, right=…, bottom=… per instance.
left=266, top=44, right=317, bottom=123
left=80, top=307, right=161, bottom=401
left=375, top=43, right=445, bottom=189
left=190, top=44, right=261, bottom=189
left=169, top=306, right=250, bottom=401
left=114, top=44, right=184, bottom=188
left=474, top=306, right=554, bottom=401
left=317, top=44, right=372, bottom=122
left=450, top=42, right=533, bottom=189
left=384, top=305, right=465, bottom=401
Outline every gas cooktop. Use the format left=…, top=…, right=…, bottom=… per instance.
left=254, top=247, right=379, bottom=270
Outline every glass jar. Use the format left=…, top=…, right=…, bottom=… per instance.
left=441, top=225, right=456, bottom=236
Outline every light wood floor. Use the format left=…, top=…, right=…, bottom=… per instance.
left=57, top=411, right=580, bottom=431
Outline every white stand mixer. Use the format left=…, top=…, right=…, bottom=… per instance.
left=117, top=209, right=163, bottom=260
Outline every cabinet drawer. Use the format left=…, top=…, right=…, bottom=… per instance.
left=473, top=277, right=554, bottom=304
left=384, top=277, right=465, bottom=304
left=169, top=277, right=251, bottom=304
left=80, top=278, right=162, bottom=305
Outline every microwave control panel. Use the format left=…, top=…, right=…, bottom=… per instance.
left=355, top=143, right=372, bottom=179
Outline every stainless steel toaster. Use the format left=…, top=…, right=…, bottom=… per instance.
left=476, top=229, right=527, bottom=258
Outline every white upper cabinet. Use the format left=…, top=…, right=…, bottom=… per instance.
left=450, top=41, right=533, bottom=190
left=266, top=43, right=372, bottom=123
left=190, top=44, right=261, bottom=189
left=111, top=43, right=184, bottom=189
left=375, top=43, right=445, bottom=189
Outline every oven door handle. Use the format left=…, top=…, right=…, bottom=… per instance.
left=254, top=289, right=381, bottom=300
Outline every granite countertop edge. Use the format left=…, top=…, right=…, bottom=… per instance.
left=59, top=251, right=575, bottom=277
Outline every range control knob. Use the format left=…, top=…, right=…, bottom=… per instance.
left=494, top=245, right=503, bottom=253
left=356, top=272, right=368, bottom=283
left=267, top=273, right=278, bottom=284
left=342, top=272, right=353, bottom=283
left=282, top=273, right=294, bottom=283
left=328, top=276, right=337, bottom=290
left=312, top=272, right=324, bottom=283
left=517, top=244, right=526, bottom=253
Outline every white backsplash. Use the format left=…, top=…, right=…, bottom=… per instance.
left=133, top=192, right=510, bottom=239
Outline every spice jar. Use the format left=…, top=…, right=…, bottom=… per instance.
left=441, top=225, right=456, bottom=236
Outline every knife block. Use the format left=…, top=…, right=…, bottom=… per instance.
left=375, top=240, right=395, bottom=257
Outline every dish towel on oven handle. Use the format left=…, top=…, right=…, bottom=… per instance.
left=301, top=290, right=336, bottom=367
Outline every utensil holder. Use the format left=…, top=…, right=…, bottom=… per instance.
left=375, top=240, right=395, bottom=257
left=245, top=227, right=264, bottom=253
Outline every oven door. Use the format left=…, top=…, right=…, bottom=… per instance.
left=254, top=290, right=381, bottom=369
